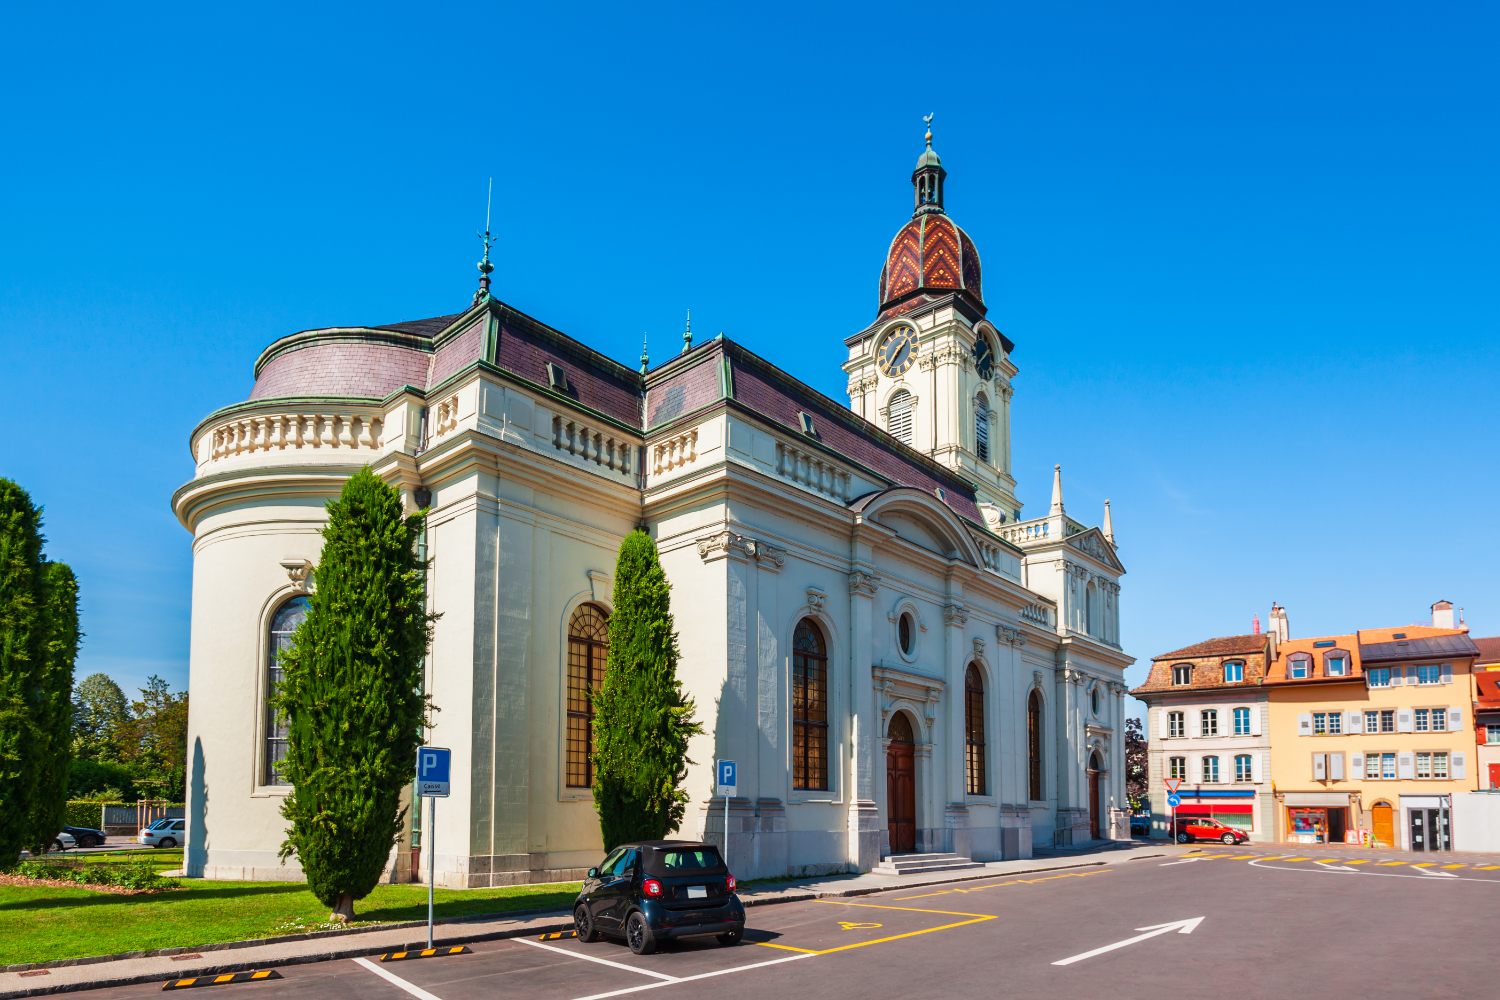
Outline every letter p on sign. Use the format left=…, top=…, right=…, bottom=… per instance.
left=417, top=747, right=451, bottom=797
left=717, top=759, right=736, bottom=797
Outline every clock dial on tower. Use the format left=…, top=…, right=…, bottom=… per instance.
left=878, top=326, right=917, bottom=376
left=973, top=335, right=994, bottom=380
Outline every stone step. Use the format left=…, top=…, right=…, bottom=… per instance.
left=870, top=852, right=985, bottom=876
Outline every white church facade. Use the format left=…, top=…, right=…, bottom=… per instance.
left=172, top=132, right=1135, bottom=887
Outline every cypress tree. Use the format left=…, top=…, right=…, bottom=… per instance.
left=274, top=467, right=434, bottom=921
left=592, top=530, right=702, bottom=849
left=27, top=561, right=79, bottom=856
left=0, top=480, right=46, bottom=864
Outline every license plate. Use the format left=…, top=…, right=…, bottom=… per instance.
left=687, top=886, right=707, bottom=899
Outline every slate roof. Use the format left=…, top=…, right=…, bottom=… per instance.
left=1471, top=636, right=1500, bottom=665
left=1359, top=633, right=1481, bottom=663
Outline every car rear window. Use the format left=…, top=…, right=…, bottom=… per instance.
left=644, top=847, right=725, bottom=875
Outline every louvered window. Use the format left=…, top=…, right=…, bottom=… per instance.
left=974, top=394, right=989, bottom=462
left=887, top=391, right=913, bottom=446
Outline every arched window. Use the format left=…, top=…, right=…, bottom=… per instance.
left=1202, top=756, right=1221, bottom=784
left=793, top=619, right=829, bottom=790
left=888, top=710, right=914, bottom=743
left=887, top=390, right=913, bottom=447
left=566, top=604, right=610, bottom=788
left=974, top=393, right=989, bottom=462
left=265, top=595, right=309, bottom=786
left=1027, top=690, right=1043, bottom=801
left=965, top=665, right=986, bottom=795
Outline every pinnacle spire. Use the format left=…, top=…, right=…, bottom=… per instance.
left=474, top=177, right=496, bottom=306
left=1102, top=499, right=1114, bottom=545
left=682, top=309, right=692, bottom=355
left=1049, top=464, right=1064, bottom=515
left=640, top=333, right=649, bottom=375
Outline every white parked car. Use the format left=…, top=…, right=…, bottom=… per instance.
left=49, top=831, right=76, bottom=852
left=137, top=819, right=185, bottom=848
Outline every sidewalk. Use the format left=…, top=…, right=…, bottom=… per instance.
left=0, top=840, right=1170, bottom=999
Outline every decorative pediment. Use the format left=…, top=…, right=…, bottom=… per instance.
left=1065, top=526, right=1125, bottom=573
left=873, top=664, right=944, bottom=730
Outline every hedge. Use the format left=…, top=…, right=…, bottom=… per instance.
left=10, top=856, right=181, bottom=890
left=65, top=801, right=122, bottom=829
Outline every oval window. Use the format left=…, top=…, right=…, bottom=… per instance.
left=1091, top=687, right=1101, bottom=716
left=898, top=613, right=913, bottom=654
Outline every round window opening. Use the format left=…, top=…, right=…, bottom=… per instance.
left=1091, top=687, right=1101, bottom=716
left=898, top=613, right=913, bottom=655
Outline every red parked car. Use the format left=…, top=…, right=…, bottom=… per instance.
left=1174, top=816, right=1250, bottom=845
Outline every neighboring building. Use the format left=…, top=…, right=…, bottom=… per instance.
left=1131, top=634, right=1274, bottom=842
left=1265, top=607, right=1480, bottom=852
left=172, top=130, right=1136, bottom=886
left=1471, top=636, right=1500, bottom=790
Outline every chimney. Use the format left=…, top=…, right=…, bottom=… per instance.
left=1432, top=600, right=1455, bottom=629
left=1253, top=613, right=1261, bottom=635
left=1270, top=603, right=1289, bottom=644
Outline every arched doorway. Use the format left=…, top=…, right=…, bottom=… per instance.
left=886, top=712, right=917, bottom=855
left=1087, top=751, right=1103, bottom=841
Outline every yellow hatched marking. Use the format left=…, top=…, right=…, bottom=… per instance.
left=1475, top=865, right=1500, bottom=869
left=813, top=917, right=996, bottom=954
left=1226, top=855, right=1257, bottom=860
left=1257, top=856, right=1286, bottom=860
left=1378, top=862, right=1406, bottom=866
left=1441, top=864, right=1467, bottom=869
left=1281, top=857, right=1311, bottom=862
left=1412, top=863, right=1434, bottom=868
left=751, top=899, right=1002, bottom=956
left=755, top=942, right=819, bottom=953
left=1342, top=860, right=1370, bottom=864
left=1198, top=854, right=1234, bottom=859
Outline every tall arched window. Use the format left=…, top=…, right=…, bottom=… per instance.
left=887, top=390, right=913, bottom=447
left=566, top=604, right=610, bottom=787
left=965, top=665, right=986, bottom=795
left=974, top=393, right=989, bottom=463
left=793, top=619, right=829, bottom=790
left=1027, top=690, right=1044, bottom=801
left=265, top=595, right=309, bottom=786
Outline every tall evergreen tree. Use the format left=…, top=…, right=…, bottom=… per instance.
left=27, top=561, right=79, bottom=855
left=0, top=481, right=47, bottom=863
left=274, top=467, right=434, bottom=921
left=592, top=530, right=702, bottom=849
left=71, top=672, right=127, bottom=762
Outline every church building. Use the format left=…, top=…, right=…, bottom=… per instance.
left=173, top=128, right=1135, bottom=886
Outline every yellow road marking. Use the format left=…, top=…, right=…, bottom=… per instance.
left=1378, top=862, right=1406, bottom=866
left=814, top=900, right=989, bottom=917
left=1441, top=864, right=1467, bottom=869
left=1226, top=855, right=1257, bottom=859
left=1198, top=854, right=1233, bottom=859
left=756, top=942, right=820, bottom=953
left=1281, top=857, right=1311, bottom=862
left=1343, top=860, right=1370, bottom=864
left=1412, top=863, right=1433, bottom=868
left=1257, top=856, right=1286, bottom=860
left=1476, top=865, right=1500, bottom=870
left=895, top=869, right=1111, bottom=900
left=813, top=917, right=996, bottom=954
left=838, top=922, right=883, bottom=930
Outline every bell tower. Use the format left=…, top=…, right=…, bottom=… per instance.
left=843, top=119, right=1021, bottom=529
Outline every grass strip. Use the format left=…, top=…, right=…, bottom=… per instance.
left=0, top=879, right=582, bottom=966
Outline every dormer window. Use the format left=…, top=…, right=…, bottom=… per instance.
left=1172, top=665, right=1192, bottom=686
left=1325, top=653, right=1349, bottom=676
left=1223, top=661, right=1244, bottom=683
left=1288, top=654, right=1312, bottom=679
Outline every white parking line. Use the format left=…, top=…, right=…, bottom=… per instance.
left=513, top=937, right=680, bottom=981
left=564, top=952, right=816, bottom=1000
left=352, top=958, right=447, bottom=1000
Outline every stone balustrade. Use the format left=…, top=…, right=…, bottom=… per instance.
left=652, top=428, right=698, bottom=475
left=1020, top=602, right=1052, bottom=626
left=555, top=416, right=635, bottom=474
left=999, top=520, right=1051, bottom=545
left=206, top=410, right=384, bottom=463
left=776, top=442, right=854, bottom=502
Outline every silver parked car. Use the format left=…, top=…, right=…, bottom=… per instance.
left=137, top=818, right=185, bottom=848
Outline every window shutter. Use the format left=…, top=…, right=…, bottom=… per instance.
left=1352, top=753, right=1364, bottom=774
left=1448, top=708, right=1464, bottom=731
left=1298, top=713, right=1313, bottom=736
left=1397, top=710, right=1414, bottom=733
left=1158, top=708, right=1168, bottom=739
left=1453, top=752, right=1467, bottom=780
left=1329, top=753, right=1345, bottom=781
left=1441, top=662, right=1453, bottom=684
left=1347, top=711, right=1363, bottom=733
left=1398, top=753, right=1415, bottom=779
left=1251, top=753, right=1263, bottom=783
left=1313, top=753, right=1327, bottom=780
left=1251, top=706, right=1262, bottom=737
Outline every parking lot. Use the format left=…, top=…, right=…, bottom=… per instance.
left=70, top=851, right=1500, bottom=1000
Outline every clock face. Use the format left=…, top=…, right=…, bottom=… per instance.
left=878, top=326, right=918, bottom=377
left=973, top=336, right=994, bottom=380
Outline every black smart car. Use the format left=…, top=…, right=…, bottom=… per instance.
left=574, top=840, right=745, bottom=955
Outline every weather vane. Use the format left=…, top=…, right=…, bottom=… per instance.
left=474, top=177, right=496, bottom=305
left=923, top=112, right=934, bottom=146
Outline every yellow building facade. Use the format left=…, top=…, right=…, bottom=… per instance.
left=1267, top=623, right=1479, bottom=851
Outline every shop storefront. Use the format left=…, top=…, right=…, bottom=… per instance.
left=1400, top=795, right=1452, bottom=852
left=1173, top=789, right=1257, bottom=834
left=1278, top=791, right=1356, bottom=844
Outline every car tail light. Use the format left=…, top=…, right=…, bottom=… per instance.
left=726, top=874, right=736, bottom=892
left=642, top=878, right=663, bottom=897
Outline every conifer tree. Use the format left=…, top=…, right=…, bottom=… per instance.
left=0, top=480, right=44, bottom=863
left=274, top=467, right=434, bottom=921
left=592, top=530, right=702, bottom=849
left=27, top=561, right=79, bottom=855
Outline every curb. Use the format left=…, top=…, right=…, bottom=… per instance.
left=0, top=848, right=1164, bottom=998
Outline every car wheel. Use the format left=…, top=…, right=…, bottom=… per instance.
left=716, top=930, right=742, bottom=946
left=625, top=912, right=657, bottom=955
left=52, top=839, right=64, bottom=852
left=158, top=838, right=177, bottom=849
left=574, top=905, right=601, bottom=943
left=1221, top=833, right=1237, bottom=845
left=1176, top=832, right=1190, bottom=844
left=80, top=836, right=99, bottom=848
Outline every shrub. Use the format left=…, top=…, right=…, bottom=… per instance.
left=11, top=856, right=180, bottom=891
left=64, top=800, right=120, bottom=829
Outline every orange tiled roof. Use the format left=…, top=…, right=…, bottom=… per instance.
left=1152, top=635, right=1266, bottom=660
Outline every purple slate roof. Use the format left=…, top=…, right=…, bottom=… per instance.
left=1359, top=633, right=1481, bottom=663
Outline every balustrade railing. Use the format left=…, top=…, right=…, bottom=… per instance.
left=652, top=428, right=698, bottom=475
left=207, top=411, right=383, bottom=462
left=775, top=442, right=853, bottom=501
left=556, top=416, right=635, bottom=474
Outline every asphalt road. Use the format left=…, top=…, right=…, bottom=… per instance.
left=80, top=850, right=1499, bottom=1000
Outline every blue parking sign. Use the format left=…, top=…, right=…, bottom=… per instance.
left=717, top=759, right=736, bottom=795
left=418, top=747, right=451, bottom=797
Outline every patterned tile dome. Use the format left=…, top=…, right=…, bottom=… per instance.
left=876, top=131, right=984, bottom=316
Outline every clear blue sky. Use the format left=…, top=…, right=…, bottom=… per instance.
left=3, top=3, right=1496, bottom=721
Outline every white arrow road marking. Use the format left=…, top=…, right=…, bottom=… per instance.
left=1314, top=861, right=1359, bottom=872
left=1158, top=857, right=1207, bottom=866
left=1052, top=917, right=1205, bottom=966
left=1413, top=865, right=1460, bottom=877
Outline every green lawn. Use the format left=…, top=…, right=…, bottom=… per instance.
left=0, top=878, right=581, bottom=966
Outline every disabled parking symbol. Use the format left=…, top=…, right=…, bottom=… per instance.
left=839, top=921, right=883, bottom=930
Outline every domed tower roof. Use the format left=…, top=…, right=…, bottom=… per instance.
left=876, top=121, right=984, bottom=317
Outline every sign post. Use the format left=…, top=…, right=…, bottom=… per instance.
left=717, top=760, right=736, bottom=864
left=417, top=747, right=451, bottom=948
left=1165, top=778, right=1182, bottom=843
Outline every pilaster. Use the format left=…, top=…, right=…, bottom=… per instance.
left=847, top=566, right=881, bottom=871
